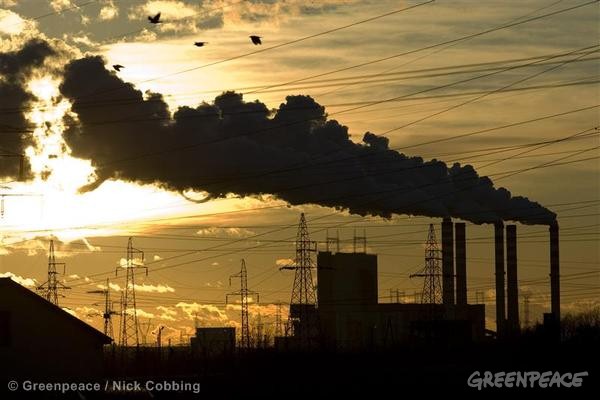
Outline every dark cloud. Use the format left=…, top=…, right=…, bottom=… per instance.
left=58, top=55, right=556, bottom=225
left=0, top=38, right=56, bottom=178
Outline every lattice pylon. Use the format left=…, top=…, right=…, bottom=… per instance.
left=117, top=237, right=146, bottom=347
left=37, top=240, right=69, bottom=305
left=410, top=224, right=443, bottom=304
left=227, top=259, right=259, bottom=349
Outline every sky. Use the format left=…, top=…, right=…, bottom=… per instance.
left=0, top=0, right=598, bottom=344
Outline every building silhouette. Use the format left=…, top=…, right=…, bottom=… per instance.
left=315, top=250, right=485, bottom=350
left=0, top=277, right=111, bottom=378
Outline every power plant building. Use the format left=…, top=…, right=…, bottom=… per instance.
left=317, top=251, right=486, bottom=350
left=190, top=327, right=236, bottom=357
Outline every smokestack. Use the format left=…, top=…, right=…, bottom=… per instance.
left=506, top=224, right=519, bottom=335
left=455, top=222, right=467, bottom=305
left=550, top=222, right=560, bottom=321
left=494, top=222, right=506, bottom=338
left=441, top=217, right=455, bottom=305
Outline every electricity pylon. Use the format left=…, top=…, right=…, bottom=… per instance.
left=227, top=259, right=259, bottom=349
left=116, top=237, right=146, bottom=347
left=409, top=224, right=443, bottom=304
left=37, top=240, right=70, bottom=305
left=280, top=213, right=318, bottom=345
left=274, top=301, right=283, bottom=337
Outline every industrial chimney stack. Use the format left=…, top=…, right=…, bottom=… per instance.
left=455, top=223, right=467, bottom=305
left=494, top=222, right=506, bottom=338
left=506, top=224, right=519, bottom=335
left=441, top=217, right=455, bottom=305
left=550, top=222, right=560, bottom=321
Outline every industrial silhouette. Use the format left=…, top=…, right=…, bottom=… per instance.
left=0, top=1, right=597, bottom=395
left=0, top=214, right=597, bottom=396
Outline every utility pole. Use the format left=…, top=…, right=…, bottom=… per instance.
left=37, top=240, right=70, bottom=305
left=116, top=237, right=146, bottom=347
left=409, top=224, right=442, bottom=304
left=280, top=213, right=318, bottom=346
left=227, top=259, right=259, bottom=349
left=87, top=278, right=118, bottom=340
left=157, top=325, right=165, bottom=348
left=523, top=293, right=531, bottom=328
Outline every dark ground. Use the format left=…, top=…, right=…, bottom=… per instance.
left=2, top=337, right=598, bottom=399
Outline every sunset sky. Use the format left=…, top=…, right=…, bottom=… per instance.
left=0, top=0, right=598, bottom=344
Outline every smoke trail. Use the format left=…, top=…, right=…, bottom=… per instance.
left=0, top=39, right=55, bottom=178
left=53, top=54, right=556, bottom=225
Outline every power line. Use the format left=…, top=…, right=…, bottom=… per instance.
left=4, top=51, right=593, bottom=117
left=313, top=0, right=570, bottom=99
left=115, top=1, right=436, bottom=89
left=3, top=0, right=99, bottom=27
left=246, top=0, right=599, bottom=95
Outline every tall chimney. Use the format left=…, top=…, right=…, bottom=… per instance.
left=506, top=224, right=519, bottom=335
left=550, top=222, right=560, bottom=321
left=494, top=222, right=506, bottom=338
left=455, top=222, right=467, bottom=305
left=441, top=217, right=455, bottom=305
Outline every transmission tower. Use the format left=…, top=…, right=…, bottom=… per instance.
left=274, top=302, right=283, bottom=337
left=227, top=259, right=259, bottom=349
left=409, top=224, right=443, bottom=304
left=280, top=213, right=318, bottom=345
left=37, top=240, right=70, bottom=305
left=116, top=237, right=146, bottom=347
left=139, top=319, right=154, bottom=345
left=325, top=229, right=340, bottom=252
left=87, top=278, right=118, bottom=340
left=254, top=312, right=264, bottom=348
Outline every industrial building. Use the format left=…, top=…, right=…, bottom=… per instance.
left=190, top=327, right=236, bottom=357
left=316, top=250, right=485, bottom=350
left=0, top=277, right=111, bottom=378
left=281, top=217, right=562, bottom=350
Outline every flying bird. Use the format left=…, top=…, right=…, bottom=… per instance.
left=148, top=12, right=161, bottom=24
left=194, top=41, right=208, bottom=47
left=249, top=35, right=262, bottom=45
left=112, top=64, right=124, bottom=72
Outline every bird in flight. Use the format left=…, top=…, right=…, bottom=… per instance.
left=194, top=42, right=208, bottom=47
left=112, top=64, right=124, bottom=72
left=148, top=12, right=161, bottom=24
left=249, top=35, right=262, bottom=45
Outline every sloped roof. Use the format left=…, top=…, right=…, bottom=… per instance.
left=0, top=277, right=111, bottom=344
